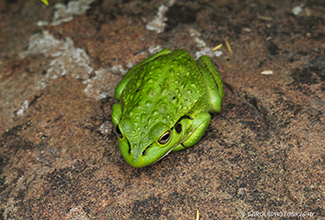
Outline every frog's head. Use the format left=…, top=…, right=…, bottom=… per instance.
left=114, top=115, right=191, bottom=168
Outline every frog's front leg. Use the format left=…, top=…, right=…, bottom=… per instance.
left=172, top=112, right=211, bottom=152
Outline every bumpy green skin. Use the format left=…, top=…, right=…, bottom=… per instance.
left=112, top=49, right=224, bottom=167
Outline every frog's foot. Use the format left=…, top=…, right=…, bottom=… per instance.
left=172, top=112, right=211, bottom=152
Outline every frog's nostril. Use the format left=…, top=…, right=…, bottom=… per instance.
left=142, top=144, right=152, bottom=156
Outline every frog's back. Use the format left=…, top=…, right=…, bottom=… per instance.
left=120, top=50, right=208, bottom=146
left=122, top=50, right=208, bottom=116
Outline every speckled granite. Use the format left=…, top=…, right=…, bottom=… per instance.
left=0, top=0, right=324, bottom=219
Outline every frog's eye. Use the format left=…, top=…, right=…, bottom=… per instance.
left=115, top=125, right=123, bottom=138
left=158, top=130, right=171, bottom=145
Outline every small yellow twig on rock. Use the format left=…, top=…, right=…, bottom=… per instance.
left=41, top=0, right=49, bottom=6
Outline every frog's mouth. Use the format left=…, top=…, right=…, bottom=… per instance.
left=154, top=144, right=180, bottom=164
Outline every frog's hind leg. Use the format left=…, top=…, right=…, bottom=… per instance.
left=197, top=56, right=224, bottom=113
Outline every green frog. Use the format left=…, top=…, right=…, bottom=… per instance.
left=112, top=49, right=224, bottom=167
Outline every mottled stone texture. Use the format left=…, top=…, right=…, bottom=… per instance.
left=0, top=0, right=324, bottom=219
